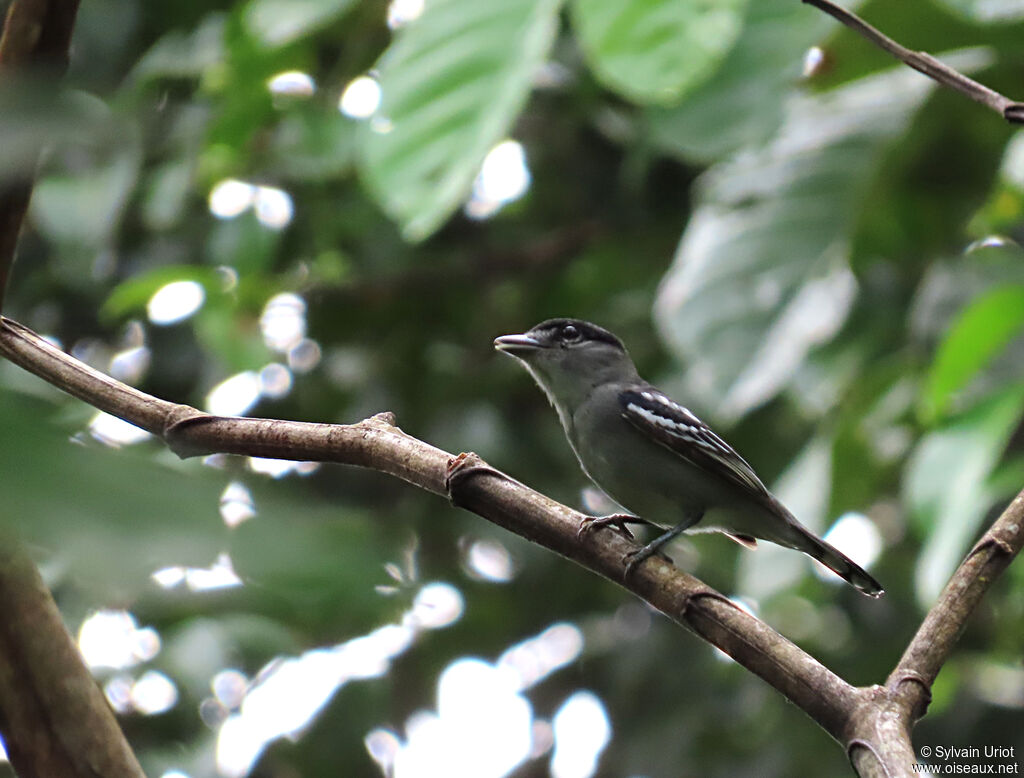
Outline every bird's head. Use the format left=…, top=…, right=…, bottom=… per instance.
left=494, top=318, right=638, bottom=413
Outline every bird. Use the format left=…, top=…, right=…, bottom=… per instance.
left=494, top=317, right=883, bottom=597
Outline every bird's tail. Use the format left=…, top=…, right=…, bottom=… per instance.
left=767, top=499, right=884, bottom=598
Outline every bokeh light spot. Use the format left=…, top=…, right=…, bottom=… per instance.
left=147, top=280, right=205, bottom=325
left=550, top=691, right=611, bottom=778
left=339, top=75, right=381, bottom=119
left=206, top=371, right=262, bottom=416
left=78, top=610, right=161, bottom=670
left=387, top=0, right=425, bottom=28
left=132, top=670, right=179, bottom=715
left=465, top=140, right=531, bottom=219
left=89, top=411, right=152, bottom=447
left=267, top=70, right=316, bottom=97
left=464, top=538, right=515, bottom=582
left=209, top=179, right=257, bottom=219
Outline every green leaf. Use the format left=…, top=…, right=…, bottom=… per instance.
left=242, top=0, right=357, bottom=47
left=358, top=0, right=562, bottom=241
left=131, top=14, right=227, bottom=82
left=904, top=384, right=1024, bottom=605
left=0, top=396, right=225, bottom=596
left=570, top=0, right=747, bottom=106
left=654, top=60, right=972, bottom=417
left=923, top=284, right=1024, bottom=420
left=30, top=131, right=141, bottom=247
left=645, top=0, right=838, bottom=162
left=102, top=265, right=224, bottom=321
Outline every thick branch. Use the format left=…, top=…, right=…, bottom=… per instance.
left=804, top=0, right=1024, bottom=124
left=887, top=489, right=1024, bottom=721
left=0, top=315, right=863, bottom=742
left=4, top=312, right=1024, bottom=777
left=0, top=539, right=146, bottom=778
left=0, top=0, right=81, bottom=306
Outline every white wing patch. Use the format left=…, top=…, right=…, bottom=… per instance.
left=625, top=402, right=721, bottom=454
left=621, top=389, right=769, bottom=499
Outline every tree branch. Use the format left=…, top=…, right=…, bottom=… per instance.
left=804, top=0, right=1024, bottom=124
left=887, top=491, right=1024, bottom=721
left=4, top=311, right=1022, bottom=777
left=0, top=0, right=81, bottom=307
left=0, top=314, right=863, bottom=741
left=0, top=539, right=146, bottom=777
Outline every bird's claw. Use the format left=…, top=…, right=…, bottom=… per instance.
left=576, top=514, right=638, bottom=541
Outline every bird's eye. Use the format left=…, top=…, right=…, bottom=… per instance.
left=561, top=324, right=580, bottom=342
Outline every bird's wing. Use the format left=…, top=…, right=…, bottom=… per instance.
left=619, top=388, right=771, bottom=502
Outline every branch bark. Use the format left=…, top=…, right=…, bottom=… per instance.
left=0, top=0, right=81, bottom=306
left=0, top=540, right=147, bottom=778
left=804, top=0, right=1024, bottom=124
left=2, top=313, right=1021, bottom=776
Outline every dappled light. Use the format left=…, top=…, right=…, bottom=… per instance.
left=465, top=140, right=532, bottom=220
left=818, top=512, right=883, bottom=583
left=109, top=345, right=151, bottom=384
left=208, top=180, right=293, bottom=229
left=2, top=0, right=1023, bottom=775
left=258, top=362, right=292, bottom=399
left=215, top=581, right=465, bottom=777
left=246, top=456, right=319, bottom=478
left=209, top=180, right=256, bottom=220
left=205, top=371, right=262, bottom=416
left=147, top=280, right=205, bottom=326
left=463, top=537, right=516, bottom=582
left=78, top=610, right=160, bottom=670
left=802, top=46, right=826, bottom=78
left=364, top=622, right=598, bottom=778
left=387, top=0, right=426, bottom=29
left=126, top=670, right=179, bottom=715
left=339, top=75, right=382, bottom=120
left=89, top=411, right=151, bottom=447
left=151, top=552, right=243, bottom=592
left=267, top=70, right=316, bottom=98
left=965, top=235, right=1019, bottom=253
left=260, top=293, right=307, bottom=353
left=550, top=692, right=612, bottom=778
left=219, top=481, right=256, bottom=527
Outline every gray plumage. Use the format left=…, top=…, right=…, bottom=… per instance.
left=495, top=317, right=883, bottom=598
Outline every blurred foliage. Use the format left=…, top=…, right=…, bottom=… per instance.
left=2, top=0, right=1024, bottom=776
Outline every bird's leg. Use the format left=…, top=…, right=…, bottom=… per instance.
left=622, top=512, right=703, bottom=578
left=577, top=513, right=655, bottom=541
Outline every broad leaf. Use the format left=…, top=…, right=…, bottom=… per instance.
left=243, top=0, right=357, bottom=47
left=923, top=284, right=1024, bottom=420
left=645, top=0, right=841, bottom=162
left=358, top=0, right=562, bottom=241
left=654, top=59, right=981, bottom=417
left=904, top=384, right=1024, bottom=605
left=31, top=139, right=141, bottom=247
left=570, top=0, right=747, bottom=106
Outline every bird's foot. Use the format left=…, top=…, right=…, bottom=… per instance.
left=576, top=513, right=653, bottom=541
left=622, top=545, right=673, bottom=578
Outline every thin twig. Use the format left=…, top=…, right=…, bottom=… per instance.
left=804, top=0, right=1024, bottom=124
left=887, top=490, right=1024, bottom=722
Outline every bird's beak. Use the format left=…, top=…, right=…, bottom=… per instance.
left=494, top=333, right=542, bottom=355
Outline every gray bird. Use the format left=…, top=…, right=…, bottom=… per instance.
left=494, top=317, right=883, bottom=598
